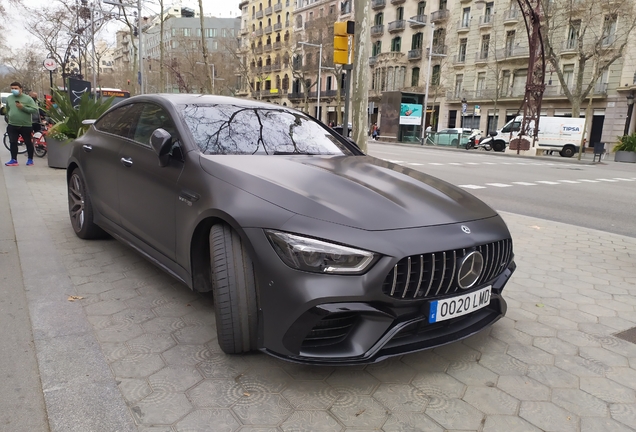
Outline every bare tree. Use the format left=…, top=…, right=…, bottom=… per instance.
left=541, top=0, right=636, bottom=116
left=198, top=0, right=213, bottom=93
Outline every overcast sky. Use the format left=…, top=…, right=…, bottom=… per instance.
left=6, top=0, right=242, bottom=53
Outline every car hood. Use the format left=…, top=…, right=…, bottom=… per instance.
left=200, top=154, right=497, bottom=231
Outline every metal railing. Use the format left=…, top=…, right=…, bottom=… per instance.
left=274, top=3, right=282, bottom=12
left=479, top=14, right=493, bottom=26
left=371, top=25, right=385, bottom=36
left=430, top=9, right=450, bottom=22
left=408, top=49, right=422, bottom=60
left=457, top=20, right=470, bottom=32
left=371, top=0, right=386, bottom=9
left=503, top=8, right=519, bottom=23
left=388, top=20, right=406, bottom=32
left=409, top=15, right=427, bottom=27
left=264, top=6, right=272, bottom=15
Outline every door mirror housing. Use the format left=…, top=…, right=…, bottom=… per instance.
left=150, top=128, right=173, bottom=167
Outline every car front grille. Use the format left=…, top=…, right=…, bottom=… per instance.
left=301, top=312, right=359, bottom=349
left=382, top=239, right=513, bottom=300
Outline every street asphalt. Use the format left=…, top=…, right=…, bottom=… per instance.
left=1, top=145, right=636, bottom=432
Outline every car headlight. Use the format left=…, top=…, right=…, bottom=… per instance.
left=265, top=230, right=377, bottom=274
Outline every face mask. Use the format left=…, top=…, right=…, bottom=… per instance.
left=11, top=89, right=19, bottom=96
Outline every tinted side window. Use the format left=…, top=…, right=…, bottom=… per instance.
left=94, top=104, right=136, bottom=138
left=132, top=103, right=179, bottom=147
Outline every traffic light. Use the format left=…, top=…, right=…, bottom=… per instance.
left=334, top=20, right=354, bottom=65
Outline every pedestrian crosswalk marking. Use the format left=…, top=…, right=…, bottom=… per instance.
left=613, top=178, right=634, bottom=181
left=512, top=182, right=538, bottom=186
left=558, top=180, right=580, bottom=184
left=486, top=183, right=513, bottom=187
left=458, top=177, right=635, bottom=190
left=597, top=178, right=618, bottom=182
left=459, top=185, right=486, bottom=189
left=449, top=162, right=463, bottom=165
left=407, top=163, right=424, bottom=166
left=536, top=181, right=561, bottom=185
left=578, top=179, right=600, bottom=183
left=429, top=163, right=444, bottom=165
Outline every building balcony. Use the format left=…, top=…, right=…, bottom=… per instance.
left=255, top=10, right=263, bottom=19
left=274, top=3, right=282, bottom=12
left=264, top=43, right=272, bottom=52
left=388, top=20, right=406, bottom=33
left=264, top=6, right=272, bottom=15
left=430, top=9, right=449, bottom=23
left=457, top=20, right=470, bottom=33
left=285, top=20, right=291, bottom=27
left=264, top=25, right=273, bottom=34
left=369, top=56, right=377, bottom=66
left=274, top=41, right=282, bottom=50
left=503, top=9, right=519, bottom=24
left=288, top=92, right=304, bottom=99
left=391, top=0, right=405, bottom=4
left=479, top=14, right=493, bottom=27
left=561, top=40, right=577, bottom=55
left=254, top=28, right=263, bottom=36
left=496, top=46, right=529, bottom=60
left=263, top=64, right=272, bottom=73
left=429, top=44, right=447, bottom=56
left=408, top=48, right=422, bottom=60
left=475, top=51, right=489, bottom=63
left=453, top=54, right=466, bottom=65
left=409, top=15, right=427, bottom=27
left=254, top=45, right=264, bottom=54
left=371, top=0, right=386, bottom=9
left=594, top=82, right=608, bottom=95
left=272, top=61, right=281, bottom=71
left=240, top=27, right=248, bottom=35
left=371, top=24, right=384, bottom=37
left=274, top=22, right=282, bottom=31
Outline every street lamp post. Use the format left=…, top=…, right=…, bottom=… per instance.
left=624, top=92, right=634, bottom=136
left=298, top=41, right=322, bottom=121
left=406, top=19, right=438, bottom=143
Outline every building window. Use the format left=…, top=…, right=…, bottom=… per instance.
left=458, top=38, right=467, bottom=62
left=372, top=40, right=382, bottom=56
left=295, top=15, right=302, bottom=28
left=484, top=2, right=494, bottom=19
left=480, top=34, right=490, bottom=59
left=417, top=1, right=426, bottom=16
left=505, top=30, right=515, bottom=56
left=431, top=64, right=440, bottom=85
left=411, top=67, right=420, bottom=87
left=566, top=20, right=580, bottom=50
left=375, top=12, right=383, bottom=25
left=411, top=32, right=423, bottom=50
left=439, top=0, right=447, bottom=10
left=396, top=7, right=404, bottom=20
left=461, top=8, right=470, bottom=28
left=454, top=74, right=463, bottom=98
left=476, top=72, right=486, bottom=96
left=562, top=64, right=574, bottom=93
left=326, top=75, right=332, bottom=90
left=391, top=37, right=401, bottom=52
left=602, top=14, right=616, bottom=46
left=501, top=70, right=510, bottom=97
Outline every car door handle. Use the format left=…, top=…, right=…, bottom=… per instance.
left=82, top=144, right=92, bottom=152
left=120, top=157, right=133, bottom=167
left=179, top=190, right=200, bottom=202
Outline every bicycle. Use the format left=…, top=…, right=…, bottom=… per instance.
left=3, top=122, right=48, bottom=157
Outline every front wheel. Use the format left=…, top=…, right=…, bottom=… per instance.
left=68, top=168, right=105, bottom=239
left=34, top=139, right=47, bottom=157
left=3, top=133, right=28, bottom=154
left=492, top=141, right=505, bottom=152
left=210, top=224, right=258, bottom=354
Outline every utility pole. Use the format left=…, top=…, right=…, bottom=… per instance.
left=352, top=0, right=371, bottom=152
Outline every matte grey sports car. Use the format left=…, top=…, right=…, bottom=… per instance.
left=67, top=94, right=515, bottom=364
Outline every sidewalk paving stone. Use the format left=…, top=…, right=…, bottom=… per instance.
left=4, top=158, right=636, bottom=431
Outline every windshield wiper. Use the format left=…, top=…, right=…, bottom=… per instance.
left=273, top=151, right=321, bottom=155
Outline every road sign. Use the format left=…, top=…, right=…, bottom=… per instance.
left=462, top=103, right=467, bottom=114
left=474, top=105, right=481, bottom=115
left=43, top=58, right=57, bottom=71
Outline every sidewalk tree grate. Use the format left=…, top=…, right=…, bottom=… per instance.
left=614, top=327, right=636, bottom=345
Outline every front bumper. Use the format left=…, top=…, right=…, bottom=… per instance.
left=244, top=217, right=516, bottom=365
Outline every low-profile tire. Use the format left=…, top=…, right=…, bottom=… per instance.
left=210, top=224, right=258, bottom=354
left=492, top=141, right=505, bottom=152
left=68, top=168, right=105, bottom=239
left=560, top=146, right=575, bottom=157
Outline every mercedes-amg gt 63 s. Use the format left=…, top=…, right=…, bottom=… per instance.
left=67, top=94, right=516, bottom=364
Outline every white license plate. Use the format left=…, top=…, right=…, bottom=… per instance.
left=428, top=286, right=491, bottom=323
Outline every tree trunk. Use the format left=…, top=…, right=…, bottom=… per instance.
left=198, top=0, right=213, bottom=93
left=159, top=0, right=165, bottom=92
left=352, top=0, right=371, bottom=152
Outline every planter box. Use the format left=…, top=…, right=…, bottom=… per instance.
left=47, top=137, right=73, bottom=169
left=614, top=150, right=636, bottom=163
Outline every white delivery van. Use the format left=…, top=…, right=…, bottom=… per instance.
left=481, top=116, right=586, bottom=157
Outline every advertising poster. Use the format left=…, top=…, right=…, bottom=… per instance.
left=399, top=103, right=423, bottom=125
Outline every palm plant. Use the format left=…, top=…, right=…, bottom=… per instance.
left=46, top=90, right=114, bottom=141
left=614, top=132, right=636, bottom=152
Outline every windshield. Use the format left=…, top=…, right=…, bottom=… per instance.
left=179, top=104, right=352, bottom=156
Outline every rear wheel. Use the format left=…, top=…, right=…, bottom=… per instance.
left=68, top=168, right=105, bottom=239
left=492, top=141, right=505, bottom=152
left=451, top=138, right=459, bottom=147
left=210, top=224, right=258, bottom=354
left=560, top=146, right=575, bottom=158
left=3, top=133, right=27, bottom=154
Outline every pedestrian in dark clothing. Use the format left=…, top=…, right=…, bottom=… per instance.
left=29, top=91, right=46, bottom=137
left=4, top=82, right=38, bottom=166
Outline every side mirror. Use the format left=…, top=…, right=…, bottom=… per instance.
left=489, top=131, right=498, bottom=137
left=150, top=128, right=173, bottom=167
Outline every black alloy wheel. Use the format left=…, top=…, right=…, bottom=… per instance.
left=68, top=168, right=104, bottom=239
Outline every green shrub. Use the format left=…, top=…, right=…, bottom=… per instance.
left=614, top=132, right=636, bottom=152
